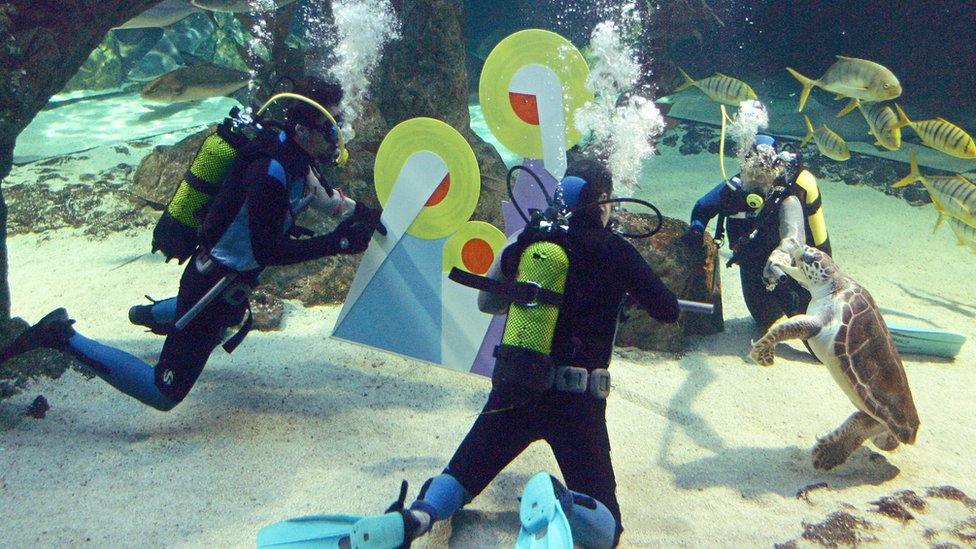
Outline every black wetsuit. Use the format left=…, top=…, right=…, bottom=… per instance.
left=443, top=223, right=679, bottom=536
left=156, top=132, right=355, bottom=403
left=690, top=174, right=829, bottom=327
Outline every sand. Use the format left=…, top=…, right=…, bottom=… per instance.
left=2, top=136, right=975, bottom=548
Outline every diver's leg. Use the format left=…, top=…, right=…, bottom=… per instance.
left=739, top=261, right=784, bottom=329
left=359, top=392, right=537, bottom=547
left=0, top=307, right=178, bottom=410
left=414, top=393, right=536, bottom=519
left=351, top=395, right=536, bottom=548
left=547, top=404, right=621, bottom=548
left=67, top=332, right=177, bottom=411
left=73, top=260, right=238, bottom=410
left=152, top=262, right=246, bottom=404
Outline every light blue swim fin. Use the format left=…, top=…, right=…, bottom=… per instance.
left=516, top=472, right=574, bottom=549
left=257, top=514, right=362, bottom=548
left=348, top=512, right=407, bottom=548
left=886, top=322, right=966, bottom=359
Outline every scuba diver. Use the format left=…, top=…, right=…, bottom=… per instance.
left=326, top=160, right=680, bottom=548
left=0, top=77, right=384, bottom=411
left=681, top=134, right=830, bottom=329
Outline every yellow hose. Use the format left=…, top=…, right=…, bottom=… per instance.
left=719, top=104, right=735, bottom=189
left=257, top=92, right=348, bottom=166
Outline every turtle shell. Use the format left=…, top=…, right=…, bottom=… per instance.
left=833, top=283, right=920, bottom=444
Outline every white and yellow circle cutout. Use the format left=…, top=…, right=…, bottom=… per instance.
left=478, top=29, right=592, bottom=160
left=442, top=221, right=507, bottom=275
left=374, top=118, right=481, bottom=240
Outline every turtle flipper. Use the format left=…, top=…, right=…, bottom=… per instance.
left=749, top=314, right=822, bottom=366
left=871, top=433, right=900, bottom=452
left=812, top=411, right=886, bottom=470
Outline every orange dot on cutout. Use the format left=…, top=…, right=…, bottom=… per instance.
left=508, top=92, right=540, bottom=125
left=461, top=238, right=494, bottom=275
left=425, top=173, right=451, bottom=207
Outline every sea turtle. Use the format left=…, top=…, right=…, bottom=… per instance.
left=749, top=243, right=920, bottom=470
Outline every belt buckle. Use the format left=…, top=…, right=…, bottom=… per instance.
left=588, top=368, right=611, bottom=400
left=522, top=281, right=542, bottom=307
left=555, top=366, right=588, bottom=393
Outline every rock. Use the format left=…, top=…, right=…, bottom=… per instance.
left=613, top=212, right=723, bottom=353
left=130, top=127, right=211, bottom=205
left=26, top=395, right=50, bottom=418
left=249, top=287, right=284, bottom=330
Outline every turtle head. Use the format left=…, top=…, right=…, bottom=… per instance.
left=791, top=245, right=838, bottom=289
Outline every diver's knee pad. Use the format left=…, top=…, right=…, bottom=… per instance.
left=566, top=490, right=618, bottom=549
left=411, top=473, right=471, bottom=522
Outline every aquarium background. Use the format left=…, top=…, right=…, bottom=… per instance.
left=3, top=1, right=976, bottom=547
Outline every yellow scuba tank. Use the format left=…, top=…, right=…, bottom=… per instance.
left=492, top=239, right=569, bottom=395
left=793, top=169, right=831, bottom=253
left=152, top=115, right=252, bottom=263
left=501, top=241, right=569, bottom=355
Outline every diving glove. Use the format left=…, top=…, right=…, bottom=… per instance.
left=327, top=203, right=385, bottom=255
left=680, top=226, right=704, bottom=249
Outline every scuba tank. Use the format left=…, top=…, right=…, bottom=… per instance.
left=152, top=107, right=259, bottom=263
left=449, top=166, right=667, bottom=401
left=492, top=237, right=570, bottom=395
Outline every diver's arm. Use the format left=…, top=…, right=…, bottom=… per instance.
left=477, top=255, right=511, bottom=314
left=764, top=195, right=806, bottom=283
left=477, top=230, right=523, bottom=315
left=617, top=238, right=680, bottom=323
left=245, top=163, right=345, bottom=266
left=688, top=181, right=727, bottom=233
left=306, top=168, right=357, bottom=219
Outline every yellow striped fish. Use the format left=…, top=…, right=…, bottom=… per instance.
left=893, top=152, right=976, bottom=230
left=857, top=101, right=901, bottom=151
left=675, top=68, right=757, bottom=106
left=895, top=104, right=976, bottom=159
left=945, top=217, right=976, bottom=255
left=786, top=56, right=901, bottom=114
left=802, top=115, right=850, bottom=161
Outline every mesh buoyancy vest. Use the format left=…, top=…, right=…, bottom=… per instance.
left=151, top=120, right=252, bottom=263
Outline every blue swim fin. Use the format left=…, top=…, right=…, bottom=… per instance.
left=348, top=512, right=407, bottom=548
left=257, top=514, right=362, bottom=548
left=516, top=472, right=574, bottom=549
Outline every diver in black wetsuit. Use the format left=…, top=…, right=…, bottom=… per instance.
left=681, top=135, right=831, bottom=329
left=346, top=160, right=679, bottom=549
left=0, top=78, right=383, bottom=411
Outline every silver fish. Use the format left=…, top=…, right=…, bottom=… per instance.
left=115, top=0, right=200, bottom=29
left=190, top=0, right=298, bottom=13
left=787, top=56, right=901, bottom=114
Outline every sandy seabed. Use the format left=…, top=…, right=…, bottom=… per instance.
left=2, top=141, right=975, bottom=548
